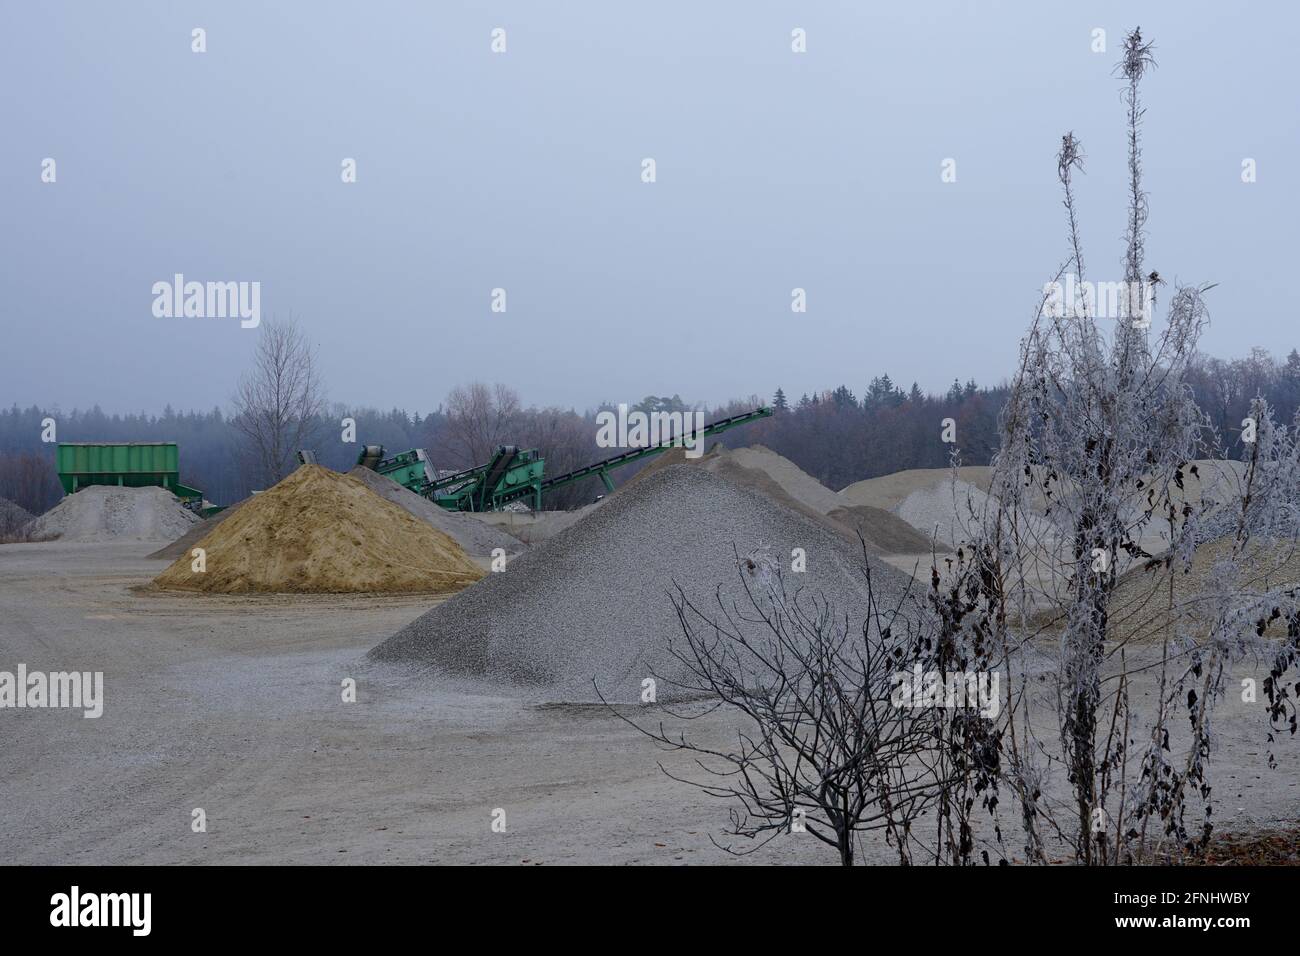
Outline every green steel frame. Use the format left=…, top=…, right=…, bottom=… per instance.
left=56, top=442, right=204, bottom=502
left=359, top=406, right=774, bottom=512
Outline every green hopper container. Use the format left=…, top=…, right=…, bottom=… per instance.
left=56, top=442, right=204, bottom=503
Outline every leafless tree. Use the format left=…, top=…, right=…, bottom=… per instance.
left=608, top=548, right=953, bottom=866
left=941, top=28, right=1300, bottom=864
left=514, top=407, right=602, bottom=509
left=231, top=317, right=325, bottom=487
left=0, top=451, right=62, bottom=516
left=439, top=382, right=521, bottom=469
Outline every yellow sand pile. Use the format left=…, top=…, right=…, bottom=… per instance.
left=154, top=465, right=484, bottom=594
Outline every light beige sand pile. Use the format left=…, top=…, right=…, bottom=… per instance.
left=1126, top=459, right=1249, bottom=556
left=154, top=465, right=483, bottom=594
left=1109, top=533, right=1300, bottom=645
left=726, top=445, right=848, bottom=514
left=827, top=504, right=942, bottom=553
left=839, top=466, right=993, bottom=511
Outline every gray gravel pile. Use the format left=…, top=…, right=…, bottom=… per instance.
left=614, top=445, right=852, bottom=543
left=348, top=466, right=521, bottom=556
left=0, top=497, right=35, bottom=537
left=27, top=486, right=199, bottom=542
left=370, top=464, right=912, bottom=702
left=894, top=478, right=992, bottom=549
left=895, top=478, right=1061, bottom=552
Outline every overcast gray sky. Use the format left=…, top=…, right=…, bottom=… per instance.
left=2, top=1, right=1295, bottom=415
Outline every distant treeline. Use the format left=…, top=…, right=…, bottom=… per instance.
left=3, top=348, right=1298, bottom=516
left=741, top=348, right=1300, bottom=491
left=0, top=404, right=451, bottom=514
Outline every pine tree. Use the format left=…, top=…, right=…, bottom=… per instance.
left=773, top=387, right=789, bottom=412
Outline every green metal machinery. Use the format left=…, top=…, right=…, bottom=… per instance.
left=358, top=405, right=774, bottom=512
left=56, top=442, right=207, bottom=511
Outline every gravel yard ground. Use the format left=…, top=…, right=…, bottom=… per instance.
left=2, top=539, right=1297, bottom=865
left=0, top=541, right=822, bottom=864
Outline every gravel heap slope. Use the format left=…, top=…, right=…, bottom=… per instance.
left=27, top=486, right=198, bottom=542
left=370, top=464, right=912, bottom=702
left=0, top=497, right=35, bottom=538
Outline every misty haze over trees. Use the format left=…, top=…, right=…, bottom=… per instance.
left=3, top=347, right=1299, bottom=516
